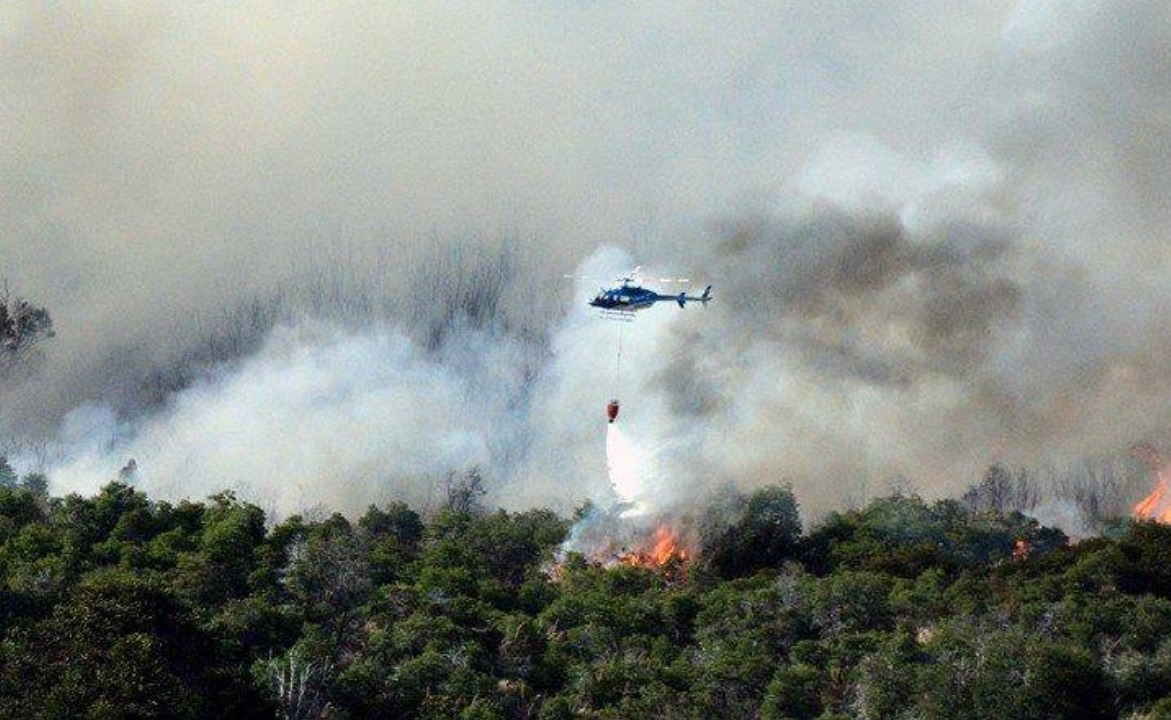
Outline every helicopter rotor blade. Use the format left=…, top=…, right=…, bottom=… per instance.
left=563, top=273, right=606, bottom=281
left=639, top=276, right=693, bottom=285
left=566, top=267, right=699, bottom=287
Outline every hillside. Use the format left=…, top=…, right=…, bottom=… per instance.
left=0, top=478, right=1168, bottom=719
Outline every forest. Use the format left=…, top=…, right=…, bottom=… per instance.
left=0, top=463, right=1169, bottom=720
left=9, top=2, right=1171, bottom=717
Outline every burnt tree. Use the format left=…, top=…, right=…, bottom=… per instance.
left=0, top=280, right=54, bottom=372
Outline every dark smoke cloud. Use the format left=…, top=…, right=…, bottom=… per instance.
left=703, top=210, right=1021, bottom=386
left=644, top=205, right=1037, bottom=513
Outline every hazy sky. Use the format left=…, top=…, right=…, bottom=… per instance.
left=5, top=1, right=1171, bottom=518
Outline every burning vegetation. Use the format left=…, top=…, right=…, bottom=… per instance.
left=0, top=474, right=1149, bottom=720
left=553, top=510, right=697, bottom=581
left=616, top=524, right=691, bottom=569
left=1131, top=442, right=1171, bottom=523
left=553, top=482, right=805, bottom=585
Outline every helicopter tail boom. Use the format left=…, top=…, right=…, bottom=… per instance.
left=673, top=285, right=713, bottom=308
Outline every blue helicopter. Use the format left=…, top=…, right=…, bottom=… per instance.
left=572, top=267, right=712, bottom=314
left=564, top=266, right=712, bottom=424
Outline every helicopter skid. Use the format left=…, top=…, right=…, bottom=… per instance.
left=599, top=309, right=635, bottom=322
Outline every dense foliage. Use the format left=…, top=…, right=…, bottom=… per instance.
left=0, top=475, right=1168, bottom=719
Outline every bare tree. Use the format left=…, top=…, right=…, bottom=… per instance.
left=963, top=464, right=1041, bottom=514
left=1046, top=456, right=1147, bottom=529
left=1077, top=460, right=1123, bottom=526
left=442, top=465, right=487, bottom=515
left=963, top=464, right=1011, bottom=513
left=265, top=651, right=333, bottom=720
left=0, top=279, right=54, bottom=375
left=1010, top=466, right=1041, bottom=512
left=282, top=531, right=373, bottom=661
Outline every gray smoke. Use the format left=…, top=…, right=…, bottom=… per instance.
left=5, top=2, right=1171, bottom=520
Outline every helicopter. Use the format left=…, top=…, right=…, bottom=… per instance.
left=567, top=267, right=712, bottom=314
left=563, top=266, right=712, bottom=424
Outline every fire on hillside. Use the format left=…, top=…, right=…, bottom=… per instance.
left=550, top=512, right=696, bottom=582
left=1132, top=443, right=1171, bottom=523
left=615, top=523, right=691, bottom=569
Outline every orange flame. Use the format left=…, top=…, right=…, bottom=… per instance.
left=1132, top=443, right=1171, bottom=523
left=547, top=521, right=695, bottom=583
left=1012, top=538, right=1030, bottom=562
left=618, top=524, right=690, bottom=569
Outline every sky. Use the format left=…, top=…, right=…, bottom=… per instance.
left=3, top=1, right=1171, bottom=519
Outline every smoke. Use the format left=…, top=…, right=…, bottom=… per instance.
left=606, top=424, right=658, bottom=516
left=47, top=323, right=514, bottom=514
left=7, top=2, right=1171, bottom=522
left=37, top=246, right=688, bottom=517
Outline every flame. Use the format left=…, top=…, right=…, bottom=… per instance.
left=617, top=524, right=690, bottom=569
left=1012, top=538, right=1030, bottom=562
left=1133, top=478, right=1171, bottom=522
left=547, top=522, right=694, bottom=583
left=1132, top=443, right=1171, bottom=523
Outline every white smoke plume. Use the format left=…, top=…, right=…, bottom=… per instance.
left=39, top=246, right=701, bottom=517
left=48, top=323, right=511, bottom=514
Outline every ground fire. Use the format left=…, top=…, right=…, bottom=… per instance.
left=616, top=524, right=690, bottom=569
left=1131, top=442, right=1171, bottom=522
left=551, top=516, right=695, bottom=582
left=549, top=423, right=696, bottom=576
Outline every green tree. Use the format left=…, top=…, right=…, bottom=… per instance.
left=761, top=664, right=822, bottom=720
left=0, top=572, right=264, bottom=719
left=0, top=456, right=17, bottom=488
left=702, top=485, right=802, bottom=578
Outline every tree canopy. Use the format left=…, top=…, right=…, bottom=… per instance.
left=0, top=480, right=1164, bottom=719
